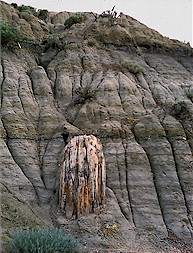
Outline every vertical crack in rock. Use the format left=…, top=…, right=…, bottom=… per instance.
left=41, top=133, right=66, bottom=190
left=161, top=115, right=193, bottom=235
left=26, top=71, right=39, bottom=107
left=168, top=138, right=193, bottom=235
left=3, top=137, right=40, bottom=200
left=0, top=60, right=6, bottom=107
left=1, top=117, right=8, bottom=143
left=7, top=138, right=47, bottom=204
left=117, top=73, right=123, bottom=106
left=106, top=136, right=135, bottom=226
left=133, top=114, right=192, bottom=238
left=80, top=55, right=85, bottom=88
left=52, top=70, right=58, bottom=101
left=122, top=140, right=135, bottom=226
left=1, top=181, right=49, bottom=225
left=0, top=62, right=44, bottom=202
left=65, top=73, right=88, bottom=125
left=130, top=133, right=170, bottom=235
left=123, top=132, right=168, bottom=235
left=17, top=75, right=39, bottom=135
left=178, top=117, right=193, bottom=152
left=59, top=135, right=106, bottom=219
left=17, top=77, right=26, bottom=115
left=136, top=72, right=151, bottom=92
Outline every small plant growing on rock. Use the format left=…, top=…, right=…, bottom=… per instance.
left=186, top=90, right=193, bottom=102
left=44, top=33, right=68, bottom=50
left=171, top=101, right=187, bottom=117
left=64, top=13, right=87, bottom=29
left=74, top=86, right=97, bottom=105
left=87, top=38, right=97, bottom=47
left=100, top=7, right=119, bottom=26
left=102, top=223, right=119, bottom=236
left=9, top=227, right=81, bottom=253
left=123, top=60, right=144, bottom=74
left=145, top=226, right=156, bottom=232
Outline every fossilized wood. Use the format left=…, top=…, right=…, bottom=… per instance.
left=59, top=135, right=106, bottom=219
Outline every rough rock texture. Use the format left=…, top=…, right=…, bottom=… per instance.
left=59, top=135, right=106, bottom=219
left=1, top=1, right=193, bottom=252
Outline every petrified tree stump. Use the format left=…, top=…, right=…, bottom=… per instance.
left=59, top=135, right=106, bottom=219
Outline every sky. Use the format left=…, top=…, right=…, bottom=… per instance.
left=3, top=0, right=193, bottom=46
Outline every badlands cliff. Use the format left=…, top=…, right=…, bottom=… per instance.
left=1, top=1, right=193, bottom=252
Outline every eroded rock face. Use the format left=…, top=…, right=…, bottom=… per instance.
left=1, top=1, right=193, bottom=251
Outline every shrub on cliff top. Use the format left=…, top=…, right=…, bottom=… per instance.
left=18, top=4, right=37, bottom=16
left=11, top=3, right=48, bottom=20
left=9, top=227, right=81, bottom=253
left=64, top=13, right=87, bottom=29
left=37, top=9, right=49, bottom=20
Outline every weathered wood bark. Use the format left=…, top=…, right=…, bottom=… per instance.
left=59, top=135, right=106, bottom=219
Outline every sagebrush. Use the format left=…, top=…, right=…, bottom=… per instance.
left=9, top=227, right=82, bottom=253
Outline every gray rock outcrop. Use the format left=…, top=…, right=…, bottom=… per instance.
left=1, top=1, right=193, bottom=252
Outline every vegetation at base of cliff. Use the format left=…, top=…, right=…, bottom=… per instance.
left=9, top=227, right=82, bottom=253
left=44, top=33, right=68, bottom=50
left=0, top=22, right=28, bottom=48
left=64, top=13, right=87, bottom=29
left=11, top=3, right=48, bottom=20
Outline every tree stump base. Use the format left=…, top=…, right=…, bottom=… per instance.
left=59, top=135, right=106, bottom=219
